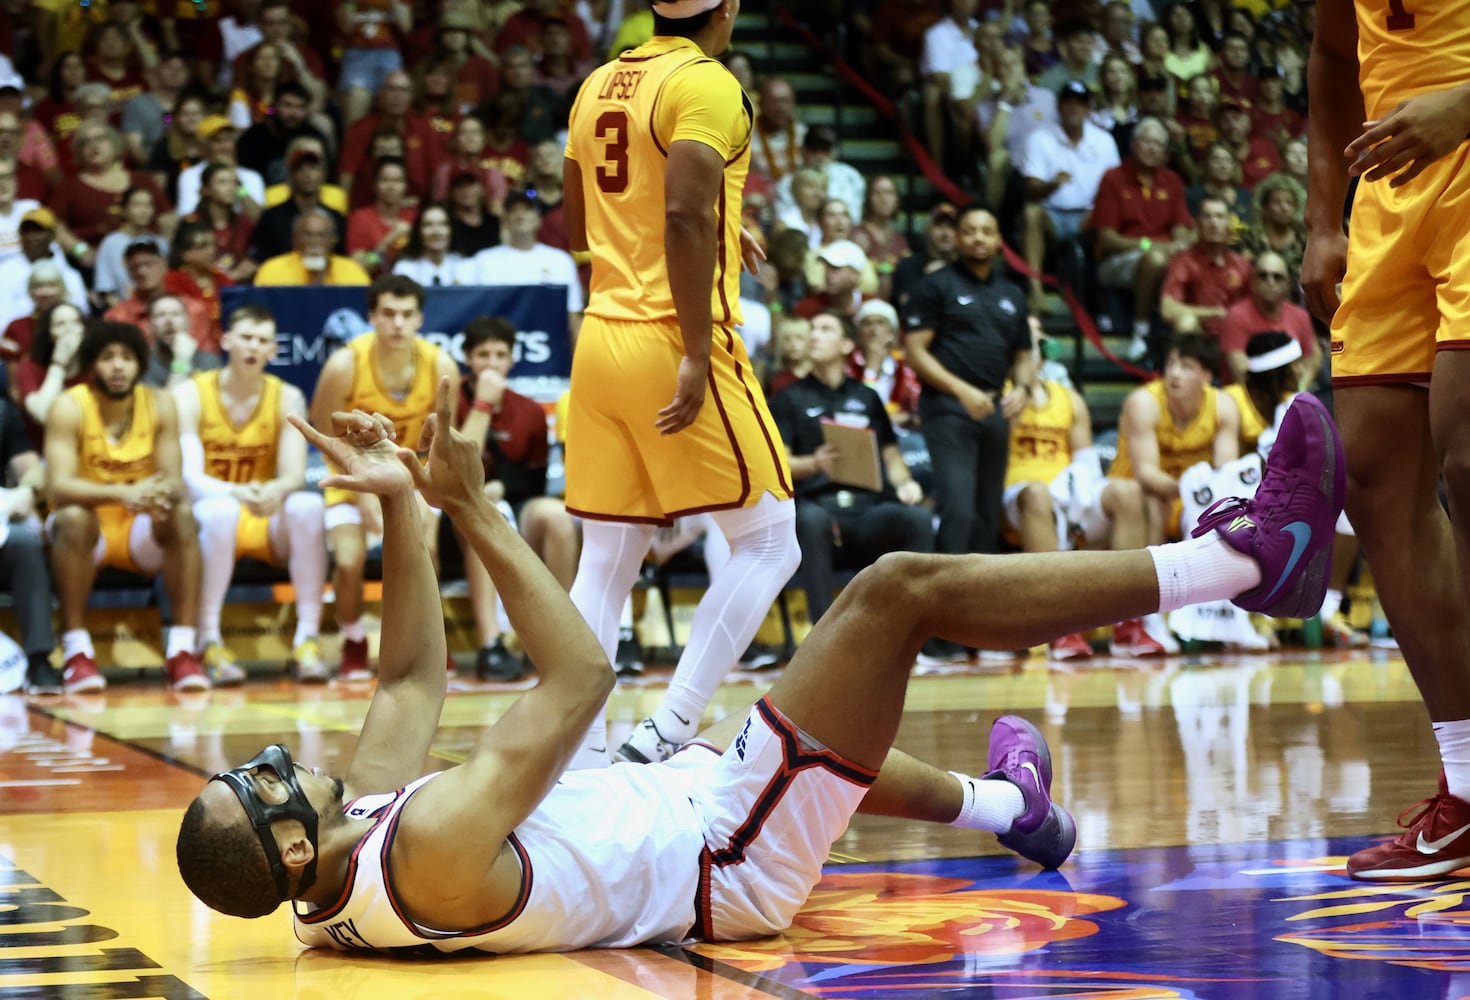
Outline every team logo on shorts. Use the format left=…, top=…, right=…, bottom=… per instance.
left=734, top=719, right=751, bottom=761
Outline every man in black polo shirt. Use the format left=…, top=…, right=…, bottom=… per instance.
left=0, top=394, right=60, bottom=693
left=769, top=311, right=932, bottom=624
left=904, top=205, right=1034, bottom=558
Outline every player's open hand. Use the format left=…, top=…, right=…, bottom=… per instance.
left=398, top=377, right=487, bottom=515
left=288, top=410, right=412, bottom=496
left=1345, top=83, right=1470, bottom=187
left=656, top=355, right=709, bottom=435
left=739, top=226, right=767, bottom=275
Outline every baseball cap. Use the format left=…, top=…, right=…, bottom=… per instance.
left=929, top=202, right=959, bottom=226
left=1057, top=80, right=1092, bottom=103
left=19, top=207, right=56, bottom=231
left=199, top=115, right=236, bottom=139
left=855, top=298, right=899, bottom=330
left=287, top=144, right=324, bottom=169
left=818, top=239, right=868, bottom=272
left=1218, top=96, right=1251, bottom=114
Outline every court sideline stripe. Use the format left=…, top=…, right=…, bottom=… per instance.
left=656, top=944, right=821, bottom=1000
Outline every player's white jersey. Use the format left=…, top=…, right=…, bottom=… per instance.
left=293, top=763, right=707, bottom=954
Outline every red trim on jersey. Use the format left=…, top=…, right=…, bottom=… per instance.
left=1330, top=372, right=1433, bottom=387
left=705, top=333, right=752, bottom=509
left=293, top=795, right=399, bottom=925
left=380, top=811, right=535, bottom=939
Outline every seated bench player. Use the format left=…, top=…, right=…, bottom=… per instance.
left=309, top=274, right=460, bottom=678
left=173, top=304, right=329, bottom=685
left=45, top=321, right=207, bottom=692
left=177, top=375, right=1346, bottom=953
left=1003, top=368, right=1171, bottom=659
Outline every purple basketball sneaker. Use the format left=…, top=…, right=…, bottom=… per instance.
left=1192, top=393, right=1346, bottom=619
left=986, top=716, right=1077, bottom=870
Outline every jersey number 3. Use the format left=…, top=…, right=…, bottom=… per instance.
left=595, top=110, right=629, bottom=194
left=1387, top=0, right=1415, bottom=30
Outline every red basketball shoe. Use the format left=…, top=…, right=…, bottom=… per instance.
left=1348, top=772, right=1470, bottom=881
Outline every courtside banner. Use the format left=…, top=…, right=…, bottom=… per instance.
left=219, top=284, right=573, bottom=394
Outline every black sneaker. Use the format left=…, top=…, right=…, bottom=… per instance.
left=26, top=654, right=63, bottom=696
left=614, top=626, right=643, bottom=677
left=476, top=639, right=525, bottom=682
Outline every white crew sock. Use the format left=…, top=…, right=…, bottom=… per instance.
left=948, top=771, right=1027, bottom=833
left=339, top=619, right=367, bottom=643
left=1148, top=533, right=1263, bottom=614
left=63, top=629, right=94, bottom=661
left=1436, top=720, right=1470, bottom=802
left=1319, top=588, right=1343, bottom=622
left=167, top=627, right=196, bottom=659
left=285, top=492, right=327, bottom=647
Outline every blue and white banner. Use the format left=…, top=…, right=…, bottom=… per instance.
left=218, top=285, right=572, bottom=396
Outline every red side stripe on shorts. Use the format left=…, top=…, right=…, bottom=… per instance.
left=705, top=337, right=752, bottom=507
left=706, top=697, right=877, bottom=873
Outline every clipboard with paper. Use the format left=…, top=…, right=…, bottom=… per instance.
left=819, top=419, right=883, bottom=493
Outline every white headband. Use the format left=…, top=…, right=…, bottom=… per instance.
left=1245, top=339, right=1303, bottom=373
left=652, top=0, right=724, bottom=17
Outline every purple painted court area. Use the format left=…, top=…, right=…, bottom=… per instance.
left=691, top=838, right=1470, bottom=999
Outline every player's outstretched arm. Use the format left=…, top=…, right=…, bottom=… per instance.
left=288, top=409, right=449, bottom=795
left=394, top=380, right=613, bottom=875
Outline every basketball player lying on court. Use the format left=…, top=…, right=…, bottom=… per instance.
left=176, top=377, right=1345, bottom=953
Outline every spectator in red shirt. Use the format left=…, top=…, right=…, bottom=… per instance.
left=164, top=220, right=234, bottom=353
left=535, top=17, right=592, bottom=99
left=1159, top=194, right=1253, bottom=338
left=1, top=261, right=69, bottom=366
left=338, top=70, right=434, bottom=207
left=793, top=240, right=873, bottom=321
left=103, top=240, right=211, bottom=351
left=1210, top=31, right=1256, bottom=110
left=479, top=93, right=530, bottom=193
left=184, top=162, right=256, bottom=284
left=1090, top=117, right=1196, bottom=360
left=32, top=54, right=89, bottom=167
left=857, top=0, right=944, bottom=94
left=88, top=21, right=153, bottom=120
left=1251, top=66, right=1303, bottom=150
left=1173, top=73, right=1218, bottom=178
left=495, top=0, right=593, bottom=65
left=231, top=0, right=330, bottom=111
left=13, top=301, right=87, bottom=452
left=1218, top=251, right=1317, bottom=385
left=53, top=121, right=173, bottom=256
left=1216, top=97, right=1280, bottom=190
left=336, top=0, right=413, bottom=126
left=456, top=314, right=578, bottom=680
left=432, top=14, right=501, bottom=114
left=430, top=114, right=510, bottom=214
left=346, top=155, right=417, bottom=276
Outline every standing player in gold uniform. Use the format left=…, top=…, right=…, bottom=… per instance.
left=174, top=305, right=329, bottom=685
left=1304, top=0, right=1470, bottom=880
left=310, top=275, right=461, bottom=679
left=562, top=0, right=800, bottom=767
left=44, top=322, right=207, bottom=693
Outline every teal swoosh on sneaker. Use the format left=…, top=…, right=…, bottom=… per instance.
left=1262, top=521, right=1312, bottom=603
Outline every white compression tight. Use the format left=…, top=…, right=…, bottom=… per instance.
left=566, top=494, right=799, bottom=768
left=194, top=492, right=328, bottom=648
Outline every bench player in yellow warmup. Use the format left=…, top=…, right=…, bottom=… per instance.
left=173, top=304, right=329, bottom=685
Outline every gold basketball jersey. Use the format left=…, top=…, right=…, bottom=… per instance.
left=1005, top=381, right=1075, bottom=488
left=1110, top=380, right=1220, bottom=480
left=566, top=36, right=752, bottom=329
left=344, top=334, right=441, bottom=448
left=195, top=370, right=282, bottom=484
left=1355, top=0, right=1470, bottom=121
left=67, top=383, right=158, bottom=485
left=1224, top=384, right=1269, bottom=453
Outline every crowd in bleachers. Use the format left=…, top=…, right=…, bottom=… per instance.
left=0, top=0, right=1372, bottom=697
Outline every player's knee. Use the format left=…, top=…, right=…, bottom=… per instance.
left=50, top=506, right=96, bottom=546
left=857, top=550, right=931, bottom=606
left=1104, top=478, right=1145, bottom=518
left=1018, top=483, right=1052, bottom=519
left=193, top=494, right=240, bottom=532
left=284, top=491, right=326, bottom=521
